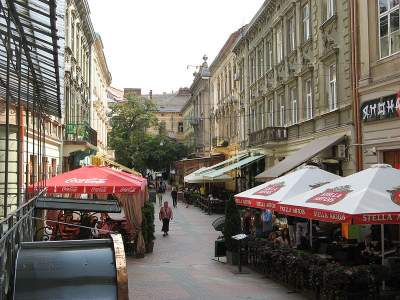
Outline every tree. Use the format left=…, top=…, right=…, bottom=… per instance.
left=108, top=95, right=158, bottom=171
left=108, top=95, right=191, bottom=173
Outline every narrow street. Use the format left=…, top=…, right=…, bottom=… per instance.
left=127, top=193, right=306, bottom=300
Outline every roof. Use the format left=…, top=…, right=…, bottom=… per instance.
left=210, top=28, right=243, bottom=72
left=0, top=0, right=65, bottom=117
left=147, top=92, right=190, bottom=113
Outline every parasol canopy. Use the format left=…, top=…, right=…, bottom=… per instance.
left=277, top=164, right=400, bottom=224
left=29, top=166, right=147, bottom=194
left=235, top=166, right=340, bottom=210
left=184, top=167, right=233, bottom=183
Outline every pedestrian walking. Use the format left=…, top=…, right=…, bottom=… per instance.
left=157, top=185, right=164, bottom=207
left=171, top=186, right=178, bottom=208
left=159, top=201, right=173, bottom=236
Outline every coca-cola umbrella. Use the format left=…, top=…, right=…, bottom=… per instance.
left=277, top=164, right=400, bottom=265
left=29, top=165, right=146, bottom=194
left=234, top=165, right=341, bottom=210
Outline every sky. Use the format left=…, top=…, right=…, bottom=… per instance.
left=87, top=0, right=264, bottom=94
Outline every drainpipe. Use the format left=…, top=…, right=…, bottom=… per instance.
left=350, top=0, right=363, bottom=171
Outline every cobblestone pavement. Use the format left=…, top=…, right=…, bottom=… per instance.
left=127, top=192, right=306, bottom=300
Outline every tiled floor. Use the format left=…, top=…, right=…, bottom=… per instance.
left=127, top=193, right=306, bottom=300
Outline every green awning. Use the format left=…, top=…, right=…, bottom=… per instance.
left=195, top=153, right=247, bottom=175
left=204, top=155, right=265, bottom=179
left=35, top=197, right=121, bottom=213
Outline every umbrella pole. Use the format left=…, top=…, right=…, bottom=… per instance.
left=381, top=224, right=385, bottom=290
left=309, top=219, right=313, bottom=249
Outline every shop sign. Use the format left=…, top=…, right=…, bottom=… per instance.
left=306, top=185, right=353, bottom=206
left=361, top=92, right=400, bottom=122
left=253, top=182, right=285, bottom=196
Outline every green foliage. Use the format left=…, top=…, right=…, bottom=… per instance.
left=108, top=95, right=190, bottom=172
left=142, top=201, right=155, bottom=245
left=223, top=196, right=241, bottom=252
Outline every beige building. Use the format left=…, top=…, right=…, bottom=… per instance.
left=181, top=96, right=195, bottom=149
left=233, top=0, right=356, bottom=180
left=210, top=29, right=242, bottom=151
left=357, top=0, right=400, bottom=170
left=63, top=0, right=96, bottom=170
left=90, top=34, right=112, bottom=155
left=146, top=88, right=190, bottom=143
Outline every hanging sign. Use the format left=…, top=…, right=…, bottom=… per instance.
left=361, top=92, right=400, bottom=122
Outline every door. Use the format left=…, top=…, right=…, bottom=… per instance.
left=383, top=150, right=400, bottom=169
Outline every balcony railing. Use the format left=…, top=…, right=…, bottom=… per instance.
left=249, top=127, right=287, bottom=146
left=65, top=123, right=98, bottom=147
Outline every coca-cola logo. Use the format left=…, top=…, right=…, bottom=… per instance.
left=89, top=187, right=108, bottom=193
left=306, top=185, right=353, bottom=206
left=61, top=186, right=79, bottom=193
left=254, top=182, right=285, bottom=196
left=65, top=178, right=107, bottom=184
left=118, top=187, right=136, bottom=193
left=388, top=186, right=400, bottom=206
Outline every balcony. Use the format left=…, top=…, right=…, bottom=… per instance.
left=249, top=127, right=287, bottom=147
left=65, top=123, right=97, bottom=147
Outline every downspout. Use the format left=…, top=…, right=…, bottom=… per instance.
left=350, top=0, right=363, bottom=171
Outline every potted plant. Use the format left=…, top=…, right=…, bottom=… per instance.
left=142, top=201, right=155, bottom=253
left=223, top=196, right=241, bottom=265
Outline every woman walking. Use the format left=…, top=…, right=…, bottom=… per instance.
left=159, top=201, right=173, bottom=236
left=157, top=184, right=164, bottom=207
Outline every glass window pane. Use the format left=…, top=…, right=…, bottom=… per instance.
left=391, top=29, right=400, bottom=53
left=381, top=35, right=390, bottom=57
left=390, top=0, right=399, bottom=8
left=380, top=15, right=389, bottom=37
left=390, top=10, right=399, bottom=32
left=380, top=0, right=389, bottom=13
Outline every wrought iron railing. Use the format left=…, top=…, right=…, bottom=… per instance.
left=65, top=123, right=98, bottom=147
left=249, top=127, right=288, bottom=146
left=0, top=192, right=42, bottom=299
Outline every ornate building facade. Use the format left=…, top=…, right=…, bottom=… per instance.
left=90, top=34, right=112, bottom=155
left=233, top=0, right=355, bottom=179
left=63, top=0, right=96, bottom=170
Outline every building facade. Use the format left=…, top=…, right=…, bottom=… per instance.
left=181, top=96, right=195, bottom=149
left=63, top=0, right=97, bottom=170
left=210, top=29, right=242, bottom=151
left=358, top=0, right=400, bottom=170
left=233, top=0, right=355, bottom=177
left=188, top=56, right=212, bottom=155
left=146, top=88, right=190, bottom=143
left=90, top=34, right=112, bottom=155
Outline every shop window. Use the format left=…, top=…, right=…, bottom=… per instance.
left=384, top=150, right=400, bottom=169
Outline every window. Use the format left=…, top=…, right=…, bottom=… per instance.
left=266, top=40, right=273, bottom=70
left=379, top=0, right=400, bottom=58
left=250, top=54, right=256, bottom=84
left=276, top=26, right=283, bottom=63
left=328, top=64, right=337, bottom=111
left=257, top=42, right=264, bottom=78
left=268, top=99, right=274, bottom=127
left=291, top=87, right=298, bottom=124
left=279, top=94, right=285, bottom=127
left=303, top=3, right=311, bottom=41
left=288, top=16, right=296, bottom=52
left=323, top=0, right=335, bottom=20
left=305, top=79, right=313, bottom=119
left=258, top=102, right=264, bottom=129
left=252, top=108, right=256, bottom=132
left=178, top=122, right=183, bottom=133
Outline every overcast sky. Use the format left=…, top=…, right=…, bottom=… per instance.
left=87, top=0, right=264, bottom=94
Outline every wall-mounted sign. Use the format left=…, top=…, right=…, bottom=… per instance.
left=361, top=92, right=400, bottom=122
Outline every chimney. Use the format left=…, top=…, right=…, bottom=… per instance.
left=149, top=90, right=153, bottom=99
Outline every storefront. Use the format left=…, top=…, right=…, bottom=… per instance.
left=361, top=91, right=400, bottom=170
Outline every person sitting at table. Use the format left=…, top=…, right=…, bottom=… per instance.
left=59, top=211, right=80, bottom=239
left=275, top=228, right=291, bottom=247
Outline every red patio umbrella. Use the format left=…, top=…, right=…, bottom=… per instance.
left=29, top=166, right=146, bottom=194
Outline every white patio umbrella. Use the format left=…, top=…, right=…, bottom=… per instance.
left=278, top=164, right=400, bottom=265
left=234, top=165, right=341, bottom=210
